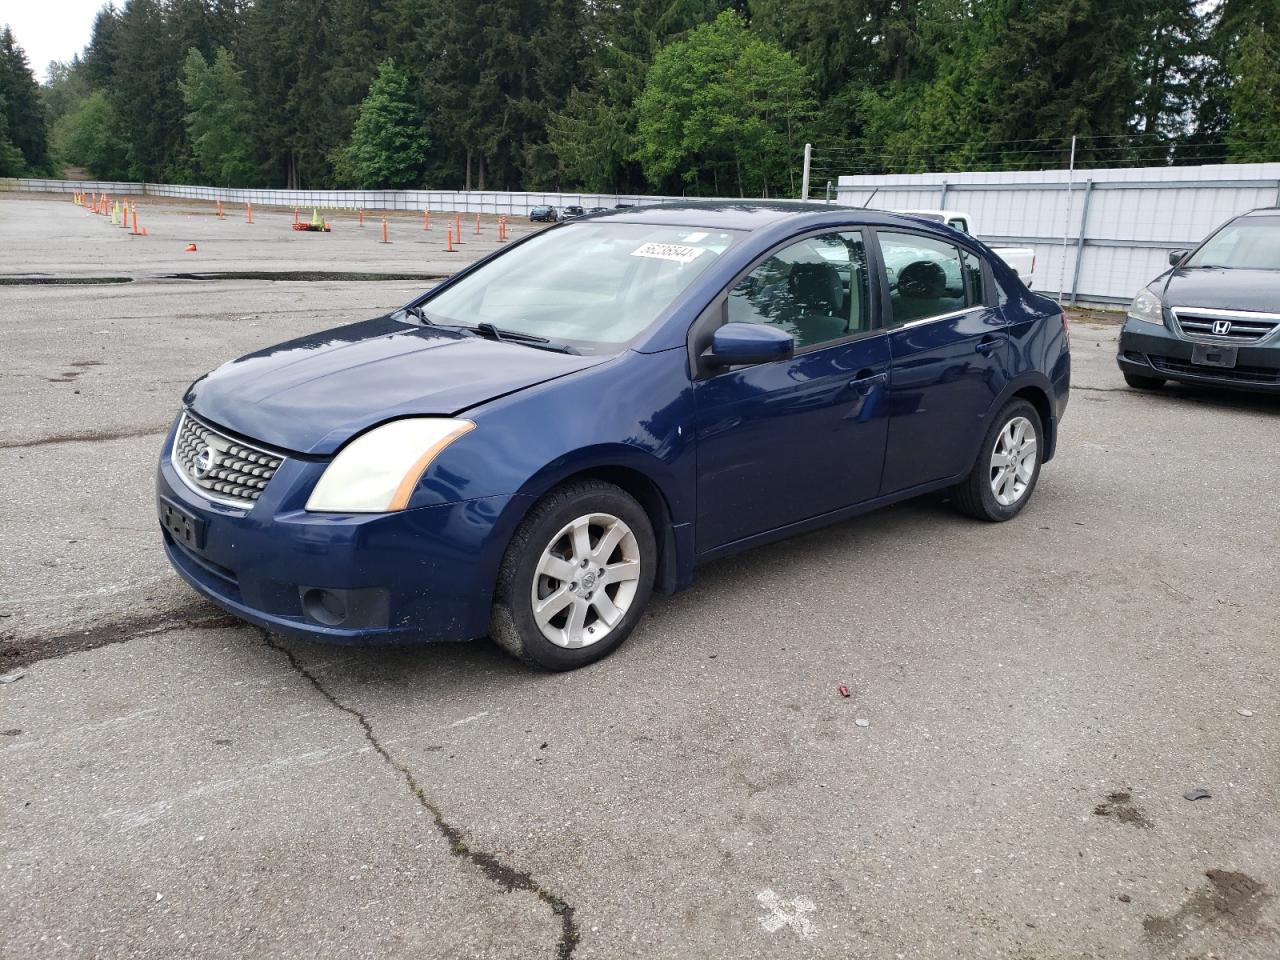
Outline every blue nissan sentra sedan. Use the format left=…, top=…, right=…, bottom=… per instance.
left=157, top=202, right=1070, bottom=670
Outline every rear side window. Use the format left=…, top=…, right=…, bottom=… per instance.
left=878, top=231, right=984, bottom=327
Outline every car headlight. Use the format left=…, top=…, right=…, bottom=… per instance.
left=306, top=418, right=475, bottom=513
left=1127, top=287, right=1165, bottom=325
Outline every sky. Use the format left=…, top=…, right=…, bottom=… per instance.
left=2, top=0, right=110, bottom=82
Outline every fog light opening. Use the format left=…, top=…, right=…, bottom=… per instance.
left=301, top=588, right=347, bottom=627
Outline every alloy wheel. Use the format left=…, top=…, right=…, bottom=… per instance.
left=531, top=512, right=641, bottom=649
left=990, top=415, right=1037, bottom=507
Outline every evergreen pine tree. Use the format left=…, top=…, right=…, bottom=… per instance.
left=333, top=58, right=427, bottom=187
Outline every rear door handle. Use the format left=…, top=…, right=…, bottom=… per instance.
left=975, top=334, right=1008, bottom=355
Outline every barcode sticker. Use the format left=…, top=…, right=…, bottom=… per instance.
left=630, top=242, right=705, bottom=264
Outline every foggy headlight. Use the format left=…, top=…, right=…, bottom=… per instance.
left=306, top=419, right=475, bottom=513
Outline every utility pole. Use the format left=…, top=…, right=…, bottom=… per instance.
left=1057, top=135, right=1076, bottom=305
left=800, top=143, right=812, bottom=201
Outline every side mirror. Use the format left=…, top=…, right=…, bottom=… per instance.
left=1168, top=249, right=1189, bottom=267
left=704, top=322, right=794, bottom=368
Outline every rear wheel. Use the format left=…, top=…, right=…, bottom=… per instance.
left=952, top=399, right=1043, bottom=522
left=1123, top=371, right=1166, bottom=390
left=490, top=480, right=655, bottom=671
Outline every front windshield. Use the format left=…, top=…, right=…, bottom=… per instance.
left=1185, top=216, right=1280, bottom=269
left=418, top=221, right=740, bottom=351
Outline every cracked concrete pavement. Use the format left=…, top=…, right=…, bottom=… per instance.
left=3, top=193, right=1280, bottom=959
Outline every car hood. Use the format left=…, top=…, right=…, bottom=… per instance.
left=1159, top=267, right=1280, bottom=313
left=186, top=316, right=608, bottom=454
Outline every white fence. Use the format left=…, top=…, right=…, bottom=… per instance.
left=0, top=177, right=685, bottom=216
left=836, top=163, right=1280, bottom=303
left=8, top=163, right=1280, bottom=304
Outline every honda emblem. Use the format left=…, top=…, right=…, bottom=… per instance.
left=1212, top=319, right=1232, bottom=336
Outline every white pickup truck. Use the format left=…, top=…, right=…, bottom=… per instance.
left=895, top=209, right=1036, bottom=288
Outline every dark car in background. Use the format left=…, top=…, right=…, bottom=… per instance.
left=157, top=202, right=1069, bottom=671
left=529, top=205, right=558, bottom=222
left=1118, top=207, right=1280, bottom=394
left=588, top=207, right=608, bottom=214
left=560, top=205, right=586, bottom=220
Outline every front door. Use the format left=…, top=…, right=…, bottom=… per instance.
left=694, top=230, right=891, bottom=552
left=875, top=229, right=1011, bottom=493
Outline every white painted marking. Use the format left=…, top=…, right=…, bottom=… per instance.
left=756, top=888, right=816, bottom=940
left=448, top=711, right=489, bottom=728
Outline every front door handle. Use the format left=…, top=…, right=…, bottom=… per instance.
left=975, top=334, right=1008, bottom=355
left=848, top=371, right=888, bottom=392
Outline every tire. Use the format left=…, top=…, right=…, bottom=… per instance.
left=490, top=480, right=656, bottom=671
left=1123, top=371, right=1166, bottom=390
left=952, top=399, right=1044, bottom=522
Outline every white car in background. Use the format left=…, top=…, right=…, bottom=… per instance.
left=895, top=209, right=1036, bottom=287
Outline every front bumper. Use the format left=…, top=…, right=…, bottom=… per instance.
left=1117, top=318, right=1280, bottom=393
left=157, top=419, right=524, bottom=645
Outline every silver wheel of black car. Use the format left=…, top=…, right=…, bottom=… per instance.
left=491, top=480, right=655, bottom=670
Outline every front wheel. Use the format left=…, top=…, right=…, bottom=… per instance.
left=951, top=399, right=1043, bottom=522
left=490, top=480, right=656, bottom=670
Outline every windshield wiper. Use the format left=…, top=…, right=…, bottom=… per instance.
left=397, top=304, right=433, bottom=324
left=474, top=321, right=542, bottom=342
left=470, top=323, right=578, bottom=354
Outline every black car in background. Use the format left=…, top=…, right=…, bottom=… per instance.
left=1118, top=208, right=1280, bottom=394
left=529, top=205, right=558, bottom=222
left=587, top=206, right=608, bottom=214
left=560, top=205, right=586, bottom=220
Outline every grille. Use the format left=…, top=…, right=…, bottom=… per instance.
left=1149, top=355, right=1280, bottom=385
left=173, top=413, right=284, bottom=507
left=1171, top=308, right=1280, bottom=344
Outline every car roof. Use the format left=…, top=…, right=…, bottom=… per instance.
left=1241, top=207, right=1280, bottom=218
left=586, top=199, right=936, bottom=232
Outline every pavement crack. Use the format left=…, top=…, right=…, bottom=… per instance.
left=1, top=606, right=239, bottom=670
left=260, top=629, right=580, bottom=959
left=0, top=425, right=170, bottom=449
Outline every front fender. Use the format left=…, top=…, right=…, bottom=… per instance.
left=408, top=348, right=698, bottom=628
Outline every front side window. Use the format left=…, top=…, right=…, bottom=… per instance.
left=879, top=231, right=983, bottom=327
left=726, top=231, right=873, bottom=349
left=1185, top=216, right=1280, bottom=270
left=418, top=222, right=740, bottom=352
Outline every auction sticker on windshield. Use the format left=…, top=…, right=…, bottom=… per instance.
left=630, top=242, right=706, bottom=263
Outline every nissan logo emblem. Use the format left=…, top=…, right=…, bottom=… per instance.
left=192, top=446, right=214, bottom=479
left=1212, top=320, right=1232, bottom=336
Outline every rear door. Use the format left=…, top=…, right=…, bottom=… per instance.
left=875, top=229, right=1010, bottom=494
left=693, top=230, right=891, bottom=551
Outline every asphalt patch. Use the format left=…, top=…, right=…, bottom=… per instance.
left=1093, top=790, right=1153, bottom=829
left=1143, top=870, right=1271, bottom=944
